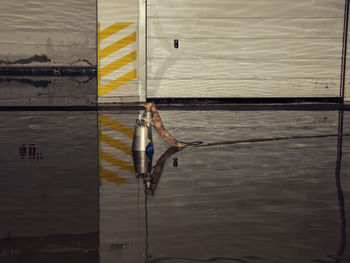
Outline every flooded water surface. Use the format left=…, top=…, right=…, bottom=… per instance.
left=0, top=108, right=349, bottom=263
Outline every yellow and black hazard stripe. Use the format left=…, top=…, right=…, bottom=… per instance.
left=98, top=22, right=137, bottom=97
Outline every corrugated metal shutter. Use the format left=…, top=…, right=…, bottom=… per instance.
left=147, top=0, right=345, bottom=98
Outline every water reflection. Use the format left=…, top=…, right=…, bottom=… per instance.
left=0, top=111, right=99, bottom=263
left=99, top=109, right=350, bottom=263
left=0, top=109, right=349, bottom=263
left=98, top=112, right=135, bottom=186
left=311, top=110, right=347, bottom=263
left=142, top=147, right=183, bottom=197
left=331, top=110, right=346, bottom=262
left=141, top=147, right=256, bottom=263
left=0, top=232, right=98, bottom=262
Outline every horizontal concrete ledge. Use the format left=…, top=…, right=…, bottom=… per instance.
left=151, top=103, right=350, bottom=111
left=144, top=97, right=350, bottom=111
left=1, top=104, right=349, bottom=111
left=147, top=97, right=343, bottom=104
left=0, top=105, right=145, bottom=111
left=0, top=106, right=99, bottom=111
left=0, top=66, right=96, bottom=76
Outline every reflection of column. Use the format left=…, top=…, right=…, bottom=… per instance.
left=98, top=113, right=135, bottom=186
left=98, top=111, right=143, bottom=263
left=144, top=193, right=150, bottom=263
left=48, top=79, right=55, bottom=105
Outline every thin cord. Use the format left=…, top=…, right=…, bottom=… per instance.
left=335, top=110, right=346, bottom=258
left=340, top=0, right=349, bottom=100
left=145, top=0, right=148, bottom=99
left=178, top=140, right=204, bottom=146
left=196, top=133, right=350, bottom=148
left=145, top=193, right=150, bottom=263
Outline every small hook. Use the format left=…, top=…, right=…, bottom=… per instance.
left=174, top=39, right=179, bottom=49
left=173, top=158, right=178, bottom=167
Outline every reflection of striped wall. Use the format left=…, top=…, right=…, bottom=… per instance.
left=98, top=113, right=135, bottom=186
left=98, top=22, right=138, bottom=100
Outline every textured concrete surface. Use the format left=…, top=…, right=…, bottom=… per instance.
left=0, top=0, right=96, bottom=67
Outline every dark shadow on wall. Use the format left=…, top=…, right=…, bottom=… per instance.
left=0, top=55, right=52, bottom=65
left=0, top=66, right=96, bottom=76
left=0, top=76, right=95, bottom=88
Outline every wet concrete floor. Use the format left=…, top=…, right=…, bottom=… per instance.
left=0, top=107, right=349, bottom=263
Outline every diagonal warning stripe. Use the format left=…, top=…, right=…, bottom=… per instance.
left=100, top=32, right=136, bottom=60
left=98, top=22, right=101, bottom=95
left=98, top=21, right=137, bottom=98
left=100, top=114, right=134, bottom=139
left=101, top=51, right=137, bottom=78
left=99, top=69, right=137, bottom=96
left=100, top=167, right=131, bottom=186
left=101, top=132, right=132, bottom=156
left=99, top=22, right=133, bottom=41
left=101, top=151, right=135, bottom=174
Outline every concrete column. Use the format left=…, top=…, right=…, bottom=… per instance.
left=98, top=0, right=142, bottom=104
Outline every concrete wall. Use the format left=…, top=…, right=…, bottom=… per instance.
left=0, top=0, right=97, bottom=107
left=0, top=0, right=96, bottom=66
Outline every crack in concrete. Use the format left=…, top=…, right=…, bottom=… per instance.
left=68, top=59, right=93, bottom=66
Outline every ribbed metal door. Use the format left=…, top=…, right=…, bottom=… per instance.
left=147, top=0, right=345, bottom=98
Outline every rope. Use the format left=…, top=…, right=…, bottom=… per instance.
left=178, top=140, right=203, bottom=146
left=195, top=133, right=350, bottom=148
